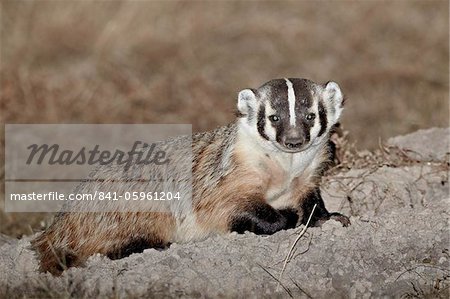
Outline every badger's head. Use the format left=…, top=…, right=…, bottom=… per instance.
left=237, top=78, right=344, bottom=153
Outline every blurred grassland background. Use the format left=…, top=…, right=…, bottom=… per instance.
left=1, top=0, right=449, bottom=237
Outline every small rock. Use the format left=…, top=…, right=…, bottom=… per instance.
left=387, top=127, right=449, bottom=162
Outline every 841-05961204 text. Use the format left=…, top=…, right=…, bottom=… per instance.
left=10, top=191, right=181, bottom=201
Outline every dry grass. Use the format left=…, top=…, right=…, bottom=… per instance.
left=1, top=1, right=448, bottom=236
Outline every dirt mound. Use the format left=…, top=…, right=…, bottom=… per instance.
left=387, top=127, right=449, bottom=162
left=1, top=128, right=449, bottom=298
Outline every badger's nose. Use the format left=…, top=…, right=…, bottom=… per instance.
left=284, top=137, right=304, bottom=149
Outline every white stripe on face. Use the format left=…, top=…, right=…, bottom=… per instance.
left=284, top=78, right=296, bottom=127
left=264, top=102, right=278, bottom=140
left=309, top=96, right=321, bottom=143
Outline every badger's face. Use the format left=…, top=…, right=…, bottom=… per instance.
left=237, top=78, right=344, bottom=153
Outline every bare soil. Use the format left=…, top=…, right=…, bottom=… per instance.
left=1, top=128, right=448, bottom=298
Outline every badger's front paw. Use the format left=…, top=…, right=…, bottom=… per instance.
left=229, top=202, right=297, bottom=235
left=277, top=208, right=299, bottom=229
left=301, top=188, right=350, bottom=228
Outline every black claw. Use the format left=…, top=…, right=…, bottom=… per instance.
left=329, top=212, right=351, bottom=227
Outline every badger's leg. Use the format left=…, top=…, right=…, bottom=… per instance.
left=92, top=211, right=176, bottom=260
left=301, top=188, right=350, bottom=227
left=229, top=201, right=299, bottom=235
left=33, top=230, right=171, bottom=276
left=32, top=212, right=175, bottom=275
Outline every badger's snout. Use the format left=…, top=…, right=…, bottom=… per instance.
left=281, top=129, right=306, bottom=150
left=283, top=137, right=304, bottom=149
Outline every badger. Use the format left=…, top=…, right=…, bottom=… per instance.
left=32, top=78, right=349, bottom=275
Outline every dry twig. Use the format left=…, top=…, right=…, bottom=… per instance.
left=276, top=204, right=317, bottom=291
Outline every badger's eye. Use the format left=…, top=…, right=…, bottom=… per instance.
left=268, top=115, right=280, bottom=122
left=306, top=113, right=316, bottom=121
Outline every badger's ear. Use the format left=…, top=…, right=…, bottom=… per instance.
left=237, top=89, right=257, bottom=117
left=324, top=81, right=344, bottom=125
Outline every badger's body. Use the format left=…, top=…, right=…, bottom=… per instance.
left=32, top=78, right=349, bottom=275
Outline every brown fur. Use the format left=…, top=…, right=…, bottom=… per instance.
left=32, top=212, right=176, bottom=275
left=32, top=78, right=343, bottom=275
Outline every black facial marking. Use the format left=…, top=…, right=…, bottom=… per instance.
left=303, top=120, right=311, bottom=143
left=260, top=79, right=291, bottom=142
left=264, top=79, right=290, bottom=116
left=257, top=104, right=269, bottom=141
left=290, top=78, right=313, bottom=109
left=318, top=100, right=328, bottom=137
left=275, top=122, right=285, bottom=144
